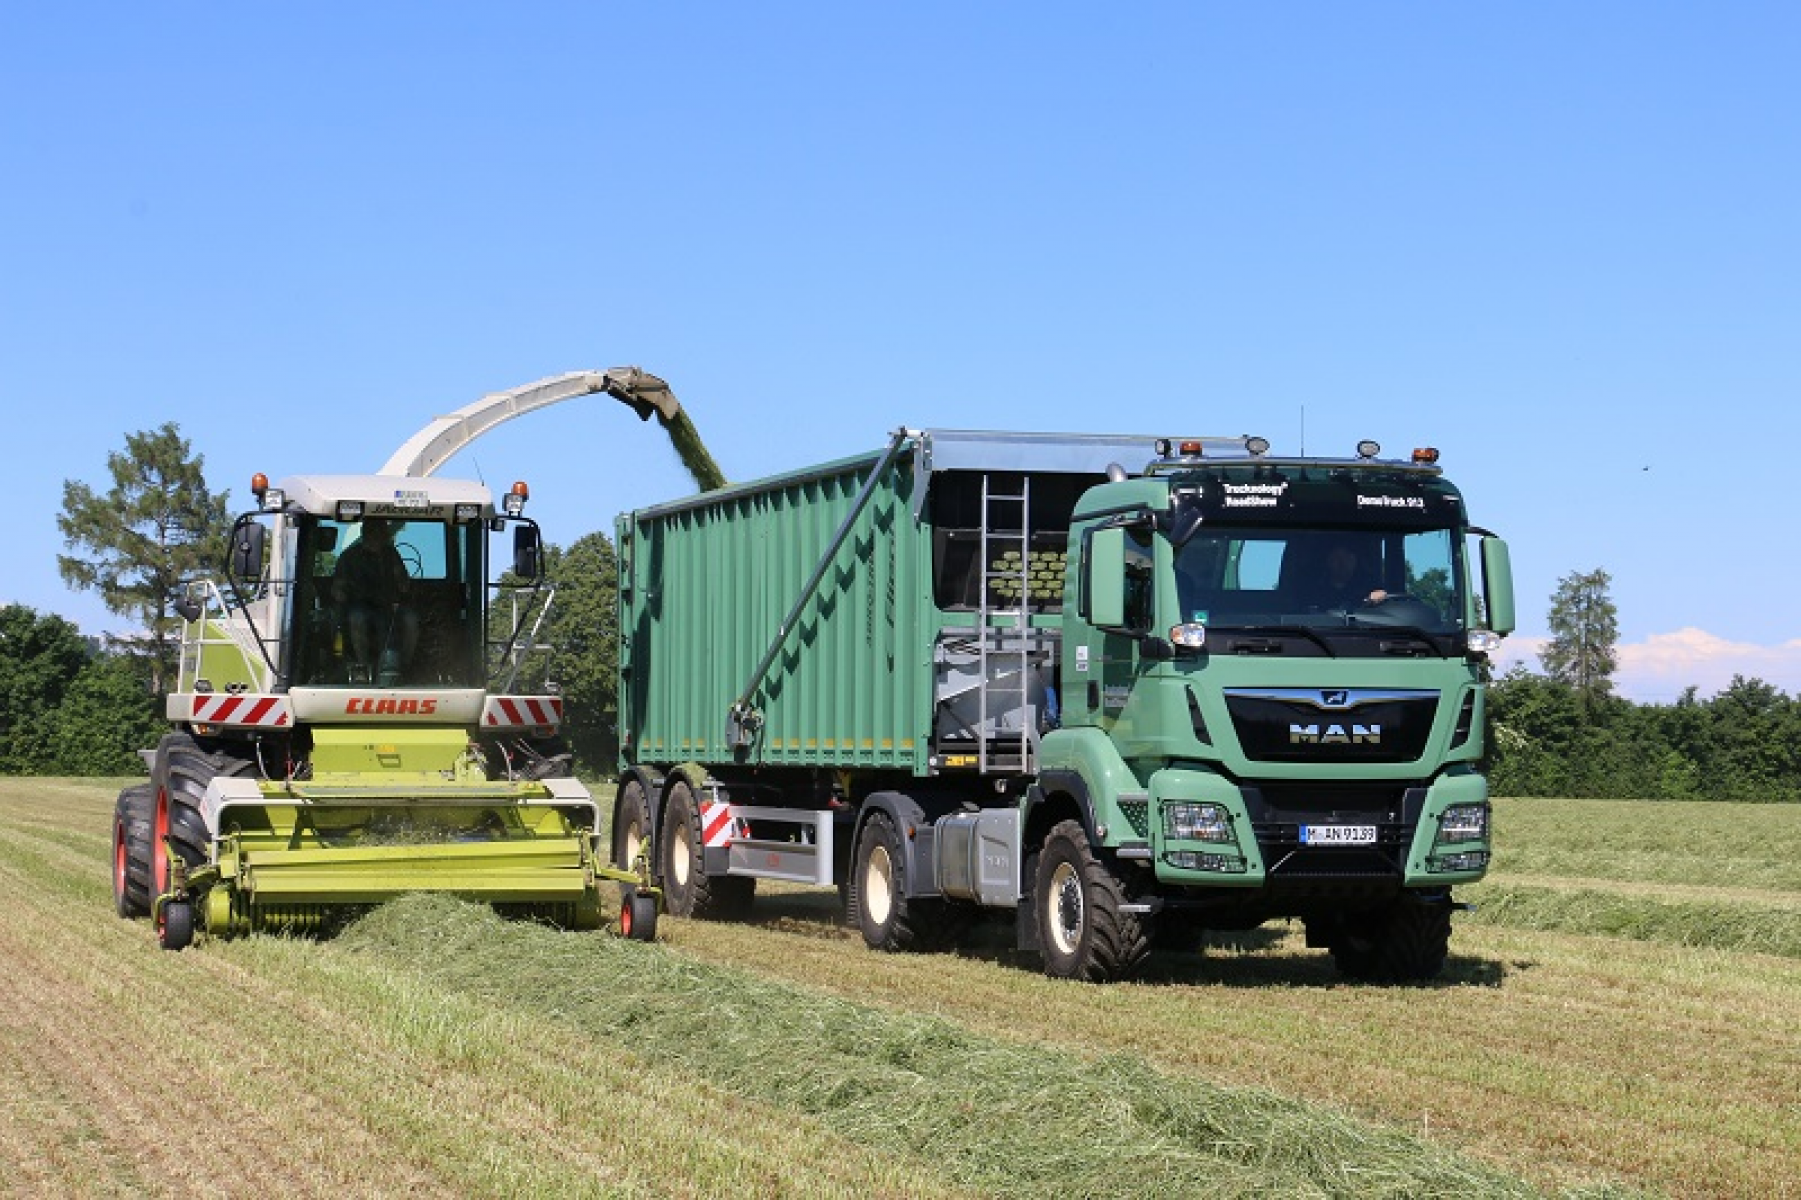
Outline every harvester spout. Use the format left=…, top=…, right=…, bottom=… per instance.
left=380, top=367, right=704, bottom=480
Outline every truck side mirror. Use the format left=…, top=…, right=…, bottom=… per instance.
left=231, top=520, right=266, bottom=581
left=1081, top=526, right=1128, bottom=628
left=513, top=524, right=542, bottom=580
left=1480, top=536, right=1515, bottom=635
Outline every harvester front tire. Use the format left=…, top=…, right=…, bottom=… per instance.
left=151, top=734, right=254, bottom=895
left=113, top=783, right=155, bottom=919
left=1034, top=820, right=1150, bottom=982
left=658, top=779, right=754, bottom=920
left=158, top=900, right=195, bottom=951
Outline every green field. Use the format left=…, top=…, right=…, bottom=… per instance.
left=2, top=782, right=1796, bottom=1197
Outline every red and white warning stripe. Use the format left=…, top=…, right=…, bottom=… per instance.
left=187, top=693, right=291, bottom=727
left=700, top=796, right=743, bottom=848
left=481, top=695, right=564, bottom=730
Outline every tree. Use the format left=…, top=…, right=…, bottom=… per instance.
left=541, top=531, right=620, bottom=774
left=0, top=604, right=160, bottom=776
left=1540, top=567, right=1618, bottom=707
left=57, top=424, right=232, bottom=694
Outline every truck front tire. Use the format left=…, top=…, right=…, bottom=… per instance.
left=1034, top=820, right=1150, bottom=982
left=1329, top=898, right=1451, bottom=983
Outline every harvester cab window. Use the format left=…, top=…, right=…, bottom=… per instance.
left=292, top=517, right=485, bottom=688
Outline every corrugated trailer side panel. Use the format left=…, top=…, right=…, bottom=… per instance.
left=620, top=448, right=938, bottom=775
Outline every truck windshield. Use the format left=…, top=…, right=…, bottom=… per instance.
left=1174, top=524, right=1466, bottom=636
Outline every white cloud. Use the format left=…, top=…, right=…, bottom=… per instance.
left=1493, top=627, right=1801, bottom=703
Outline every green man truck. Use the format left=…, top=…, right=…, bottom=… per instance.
left=613, top=428, right=1514, bottom=981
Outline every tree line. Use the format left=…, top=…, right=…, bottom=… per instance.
left=6, top=426, right=1796, bottom=800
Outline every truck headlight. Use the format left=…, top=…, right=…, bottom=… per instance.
left=1435, top=803, right=1489, bottom=844
left=1164, top=802, right=1235, bottom=844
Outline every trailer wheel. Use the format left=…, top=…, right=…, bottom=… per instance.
left=112, top=783, right=155, bottom=919
left=619, top=884, right=659, bottom=942
left=613, top=778, right=651, bottom=875
left=658, top=779, right=754, bottom=920
left=157, top=900, right=195, bottom=951
left=1330, top=899, right=1451, bottom=983
left=1034, top=819, right=1149, bottom=982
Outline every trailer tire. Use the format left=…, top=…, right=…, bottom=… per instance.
left=151, top=734, right=253, bottom=898
left=612, top=779, right=651, bottom=875
left=658, top=779, right=754, bottom=920
left=1034, top=819, right=1150, bottom=982
left=1329, top=899, right=1451, bottom=983
left=112, top=783, right=155, bottom=918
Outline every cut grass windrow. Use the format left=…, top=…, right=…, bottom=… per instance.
left=1462, top=882, right=1801, bottom=958
left=338, top=895, right=1545, bottom=1199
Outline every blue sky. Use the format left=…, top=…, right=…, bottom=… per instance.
left=4, top=3, right=1798, bottom=701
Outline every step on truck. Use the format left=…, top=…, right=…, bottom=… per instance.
left=613, top=428, right=1515, bottom=981
left=110, top=370, right=683, bottom=948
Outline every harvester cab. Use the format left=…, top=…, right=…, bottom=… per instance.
left=113, top=369, right=684, bottom=950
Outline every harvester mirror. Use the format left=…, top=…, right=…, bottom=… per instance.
left=1081, top=526, right=1129, bottom=629
left=230, top=520, right=266, bottom=582
left=512, top=525, right=542, bottom=580
left=172, top=587, right=203, bottom=623
left=1480, top=536, right=1516, bottom=635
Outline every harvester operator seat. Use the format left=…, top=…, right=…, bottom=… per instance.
left=333, top=518, right=420, bottom=686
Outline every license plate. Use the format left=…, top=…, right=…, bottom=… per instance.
left=1300, top=823, right=1377, bottom=845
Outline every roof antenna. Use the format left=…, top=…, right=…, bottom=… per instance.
left=1300, top=404, right=1306, bottom=456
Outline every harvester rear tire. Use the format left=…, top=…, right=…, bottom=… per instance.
left=658, top=779, right=754, bottom=920
left=113, top=783, right=155, bottom=919
left=152, top=733, right=253, bottom=898
left=1033, top=820, right=1150, bottom=982
left=158, top=900, right=195, bottom=951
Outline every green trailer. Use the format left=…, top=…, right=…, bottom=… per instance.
left=615, top=428, right=1514, bottom=981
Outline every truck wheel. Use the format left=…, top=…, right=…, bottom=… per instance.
left=113, top=783, right=155, bottom=918
left=157, top=900, right=195, bottom=951
left=151, top=734, right=252, bottom=898
left=1034, top=819, right=1150, bottom=982
left=1329, top=899, right=1451, bottom=983
left=612, top=778, right=651, bottom=874
left=658, top=779, right=754, bottom=920
left=851, top=811, right=926, bottom=952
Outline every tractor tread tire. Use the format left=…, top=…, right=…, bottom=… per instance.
left=1035, top=819, right=1151, bottom=982
left=152, top=732, right=254, bottom=898
left=113, top=783, right=155, bottom=918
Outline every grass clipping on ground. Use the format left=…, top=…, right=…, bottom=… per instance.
left=338, top=896, right=1543, bottom=1198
